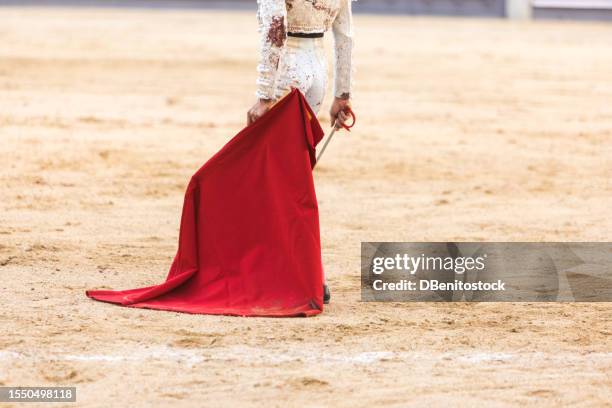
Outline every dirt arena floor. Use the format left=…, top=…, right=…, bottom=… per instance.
left=1, top=6, right=611, bottom=407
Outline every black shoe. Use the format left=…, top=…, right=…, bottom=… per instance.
left=323, top=284, right=330, bottom=304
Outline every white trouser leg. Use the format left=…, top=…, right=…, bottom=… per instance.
left=274, top=37, right=327, bottom=114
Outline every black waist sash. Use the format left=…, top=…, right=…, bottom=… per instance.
left=287, top=32, right=324, bottom=38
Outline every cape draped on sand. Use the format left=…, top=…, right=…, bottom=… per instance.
left=86, top=89, right=325, bottom=317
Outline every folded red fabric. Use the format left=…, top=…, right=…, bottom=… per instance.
left=86, top=89, right=325, bottom=317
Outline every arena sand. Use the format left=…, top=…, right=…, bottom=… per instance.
left=0, top=7, right=611, bottom=407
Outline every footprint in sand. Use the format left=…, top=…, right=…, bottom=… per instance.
left=284, top=376, right=329, bottom=389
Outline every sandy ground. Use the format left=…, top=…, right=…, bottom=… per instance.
left=0, top=7, right=611, bottom=407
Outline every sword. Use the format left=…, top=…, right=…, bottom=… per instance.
left=315, top=125, right=338, bottom=165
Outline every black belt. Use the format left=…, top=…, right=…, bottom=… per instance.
left=287, top=32, right=324, bottom=38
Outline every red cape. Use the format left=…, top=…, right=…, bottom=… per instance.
left=86, top=89, right=325, bottom=317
